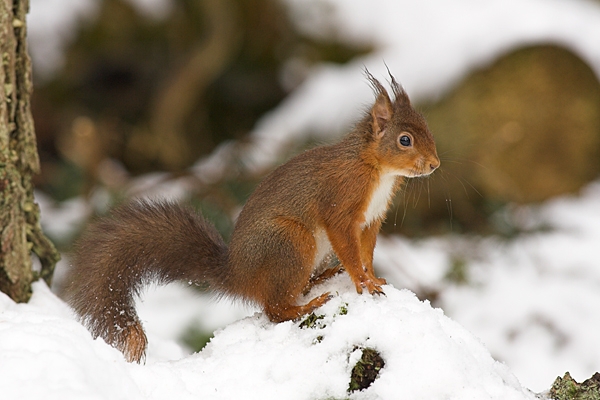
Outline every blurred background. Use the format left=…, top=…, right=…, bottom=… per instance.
left=27, top=0, right=600, bottom=392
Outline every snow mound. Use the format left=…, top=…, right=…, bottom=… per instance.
left=1, top=276, right=536, bottom=399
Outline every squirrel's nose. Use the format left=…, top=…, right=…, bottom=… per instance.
left=429, top=158, right=440, bottom=171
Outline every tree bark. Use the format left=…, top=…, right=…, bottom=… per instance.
left=0, top=0, right=60, bottom=302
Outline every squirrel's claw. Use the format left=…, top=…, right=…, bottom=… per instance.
left=355, top=277, right=385, bottom=297
left=372, top=286, right=386, bottom=296
left=355, top=283, right=364, bottom=295
left=368, top=284, right=385, bottom=296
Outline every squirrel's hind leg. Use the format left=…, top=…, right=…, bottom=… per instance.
left=264, top=292, right=333, bottom=323
left=255, top=217, right=333, bottom=322
left=302, top=264, right=344, bottom=295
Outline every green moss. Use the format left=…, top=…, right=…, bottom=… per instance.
left=550, top=372, right=600, bottom=400
left=338, top=303, right=348, bottom=315
left=180, top=325, right=214, bottom=353
left=348, top=347, right=385, bottom=393
left=299, top=312, right=325, bottom=329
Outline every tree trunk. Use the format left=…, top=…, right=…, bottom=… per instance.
left=0, top=0, right=60, bottom=302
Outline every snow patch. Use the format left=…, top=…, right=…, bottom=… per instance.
left=0, top=278, right=535, bottom=399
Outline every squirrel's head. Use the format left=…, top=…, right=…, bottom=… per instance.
left=365, top=71, right=440, bottom=178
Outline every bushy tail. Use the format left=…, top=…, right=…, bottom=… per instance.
left=64, top=199, right=228, bottom=362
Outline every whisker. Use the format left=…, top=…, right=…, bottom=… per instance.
left=413, top=178, right=423, bottom=208
left=433, top=168, right=455, bottom=232
left=401, top=189, right=410, bottom=228
left=446, top=197, right=453, bottom=231
left=396, top=179, right=414, bottom=227
left=438, top=159, right=465, bottom=165
left=427, top=177, right=432, bottom=208
left=439, top=156, right=489, bottom=171
left=445, top=169, right=484, bottom=198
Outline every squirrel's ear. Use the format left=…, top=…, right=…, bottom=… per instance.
left=371, top=89, right=393, bottom=139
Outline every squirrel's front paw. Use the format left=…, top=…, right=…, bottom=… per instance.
left=354, top=277, right=385, bottom=296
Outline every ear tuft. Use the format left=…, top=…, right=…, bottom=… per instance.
left=388, top=72, right=410, bottom=107
left=365, top=69, right=393, bottom=139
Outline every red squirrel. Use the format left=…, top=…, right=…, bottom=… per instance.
left=65, top=72, right=440, bottom=363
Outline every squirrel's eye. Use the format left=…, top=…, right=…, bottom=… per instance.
left=399, top=135, right=411, bottom=147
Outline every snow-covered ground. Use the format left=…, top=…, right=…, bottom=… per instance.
left=9, top=0, right=600, bottom=398
left=1, top=275, right=539, bottom=399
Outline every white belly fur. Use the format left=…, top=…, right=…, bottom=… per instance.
left=363, top=172, right=397, bottom=227
left=313, top=228, right=332, bottom=270
left=311, top=172, right=397, bottom=271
